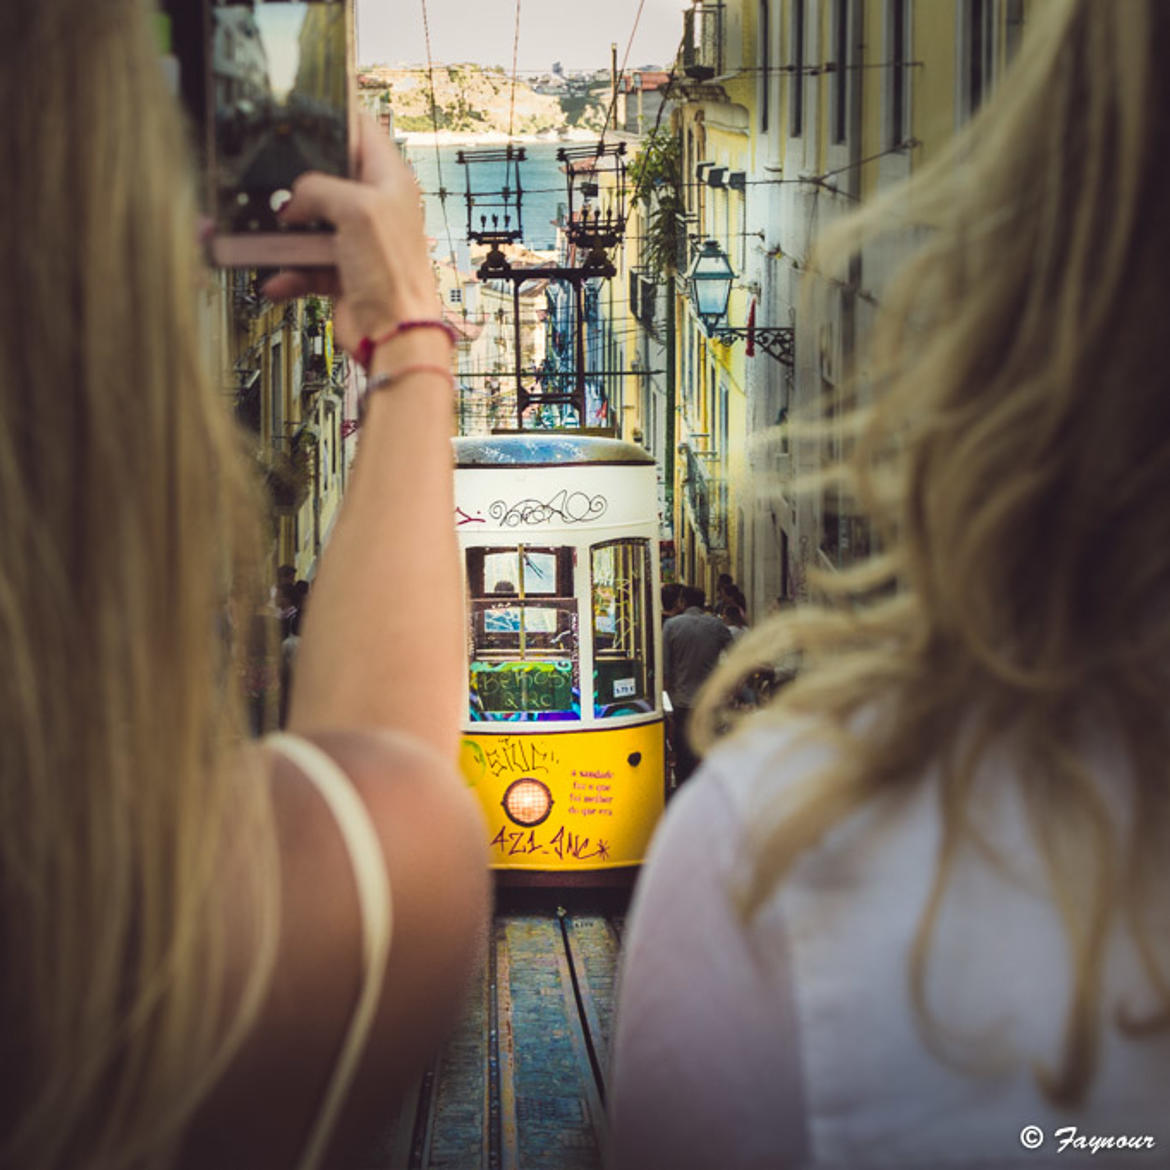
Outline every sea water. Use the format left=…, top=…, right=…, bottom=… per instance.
left=403, top=141, right=570, bottom=257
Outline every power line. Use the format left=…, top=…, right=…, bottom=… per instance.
left=598, top=0, right=646, bottom=147
left=419, top=0, right=462, bottom=277
left=507, top=0, right=522, bottom=139
left=627, top=25, right=688, bottom=206
left=415, top=139, right=920, bottom=204
left=359, top=59, right=921, bottom=79
left=676, top=59, right=925, bottom=77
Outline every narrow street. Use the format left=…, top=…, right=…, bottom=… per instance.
left=363, top=898, right=627, bottom=1170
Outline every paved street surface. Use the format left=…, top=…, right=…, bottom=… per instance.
left=360, top=891, right=627, bottom=1170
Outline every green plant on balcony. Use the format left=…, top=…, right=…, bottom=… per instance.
left=627, top=128, right=683, bottom=279
left=304, top=295, right=327, bottom=331
left=303, top=296, right=329, bottom=377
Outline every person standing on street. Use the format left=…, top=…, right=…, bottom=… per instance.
left=660, top=582, right=686, bottom=624
left=0, top=5, right=489, bottom=1166
left=662, top=586, right=732, bottom=786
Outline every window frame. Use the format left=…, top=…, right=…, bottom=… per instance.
left=590, top=538, right=657, bottom=718
left=465, top=544, right=581, bottom=722
left=788, top=0, right=806, bottom=140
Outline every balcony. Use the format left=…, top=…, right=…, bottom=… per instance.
left=683, top=444, right=728, bottom=551
left=682, top=3, right=725, bottom=81
left=234, top=365, right=261, bottom=433
left=629, top=269, right=662, bottom=337
left=266, top=423, right=319, bottom=512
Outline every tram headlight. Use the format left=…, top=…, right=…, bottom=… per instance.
left=502, top=778, right=553, bottom=827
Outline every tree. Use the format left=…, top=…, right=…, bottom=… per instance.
left=627, top=128, right=683, bottom=278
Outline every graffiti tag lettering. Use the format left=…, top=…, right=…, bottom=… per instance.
left=490, top=824, right=610, bottom=861
left=489, top=489, right=608, bottom=527
left=549, top=826, right=610, bottom=861
left=484, top=737, right=558, bottom=778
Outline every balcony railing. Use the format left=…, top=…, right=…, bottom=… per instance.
left=234, top=366, right=261, bottom=433
left=629, top=270, right=661, bottom=336
left=683, top=444, right=728, bottom=551
left=683, top=3, right=725, bottom=80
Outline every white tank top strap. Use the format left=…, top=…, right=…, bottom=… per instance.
left=264, top=732, right=395, bottom=1170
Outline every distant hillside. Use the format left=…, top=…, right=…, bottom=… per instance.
left=358, top=65, right=610, bottom=135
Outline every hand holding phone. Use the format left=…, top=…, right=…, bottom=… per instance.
left=262, top=117, right=442, bottom=357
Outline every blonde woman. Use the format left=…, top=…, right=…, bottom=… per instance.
left=610, top=2, right=1170, bottom=1167
left=0, top=2, right=488, bottom=1168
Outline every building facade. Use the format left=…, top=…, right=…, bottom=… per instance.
left=610, top=0, right=1036, bottom=613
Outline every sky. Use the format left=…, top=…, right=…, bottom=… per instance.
left=355, top=0, right=691, bottom=72
left=256, top=5, right=308, bottom=98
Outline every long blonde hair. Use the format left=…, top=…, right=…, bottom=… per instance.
left=695, top=0, right=1170, bottom=1107
left=0, top=2, right=280, bottom=1165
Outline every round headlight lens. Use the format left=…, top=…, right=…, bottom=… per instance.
left=502, top=778, right=554, bottom=827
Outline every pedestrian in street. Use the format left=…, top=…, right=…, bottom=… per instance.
left=276, top=580, right=300, bottom=640
left=0, top=4, right=488, bottom=1167
left=662, top=586, right=732, bottom=786
left=712, top=572, right=735, bottom=616
left=721, top=602, right=749, bottom=642
left=611, top=3, right=1170, bottom=1167
left=293, top=577, right=311, bottom=616
left=660, top=581, right=686, bottom=623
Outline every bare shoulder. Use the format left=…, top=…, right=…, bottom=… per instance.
left=182, top=730, right=490, bottom=1170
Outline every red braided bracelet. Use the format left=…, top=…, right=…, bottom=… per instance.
left=357, top=362, right=455, bottom=425
left=355, top=319, right=459, bottom=371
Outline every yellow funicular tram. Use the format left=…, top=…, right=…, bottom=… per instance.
left=453, top=433, right=665, bottom=883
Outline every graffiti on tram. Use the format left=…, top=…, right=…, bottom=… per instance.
left=460, top=722, right=664, bottom=869
left=470, top=735, right=560, bottom=779
left=489, top=824, right=611, bottom=862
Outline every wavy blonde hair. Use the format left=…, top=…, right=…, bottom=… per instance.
left=0, top=2, right=280, bottom=1165
left=694, top=0, right=1170, bottom=1107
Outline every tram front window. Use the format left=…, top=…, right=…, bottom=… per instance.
left=466, top=546, right=580, bottom=721
left=591, top=539, right=655, bottom=717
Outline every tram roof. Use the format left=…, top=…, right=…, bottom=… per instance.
left=453, top=433, right=655, bottom=468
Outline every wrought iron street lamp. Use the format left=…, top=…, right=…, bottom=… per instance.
left=685, top=240, right=794, bottom=367
left=686, top=239, right=734, bottom=332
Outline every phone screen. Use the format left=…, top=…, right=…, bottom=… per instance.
left=207, top=0, right=351, bottom=260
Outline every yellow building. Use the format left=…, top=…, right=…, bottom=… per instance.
left=222, top=273, right=347, bottom=585
left=651, top=0, right=1036, bottom=614
left=669, top=2, right=759, bottom=601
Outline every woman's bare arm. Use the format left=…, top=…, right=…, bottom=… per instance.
left=183, top=732, right=489, bottom=1170
left=267, top=120, right=465, bottom=760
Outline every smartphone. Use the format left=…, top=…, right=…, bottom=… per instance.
left=204, top=0, right=356, bottom=267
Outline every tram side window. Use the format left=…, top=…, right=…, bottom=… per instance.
left=466, top=546, right=580, bottom=721
left=591, top=539, right=655, bottom=718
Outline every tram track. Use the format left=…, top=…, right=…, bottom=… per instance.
left=372, top=904, right=625, bottom=1170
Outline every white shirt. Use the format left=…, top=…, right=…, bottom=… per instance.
left=609, top=718, right=1170, bottom=1169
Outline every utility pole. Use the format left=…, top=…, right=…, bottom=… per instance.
left=611, top=42, right=619, bottom=131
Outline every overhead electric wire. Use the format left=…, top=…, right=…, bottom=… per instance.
left=362, top=60, right=918, bottom=78
left=627, top=24, right=687, bottom=206
left=419, top=0, right=462, bottom=279
left=507, top=0, right=522, bottom=138
left=598, top=0, right=647, bottom=148
left=417, top=139, right=921, bottom=204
